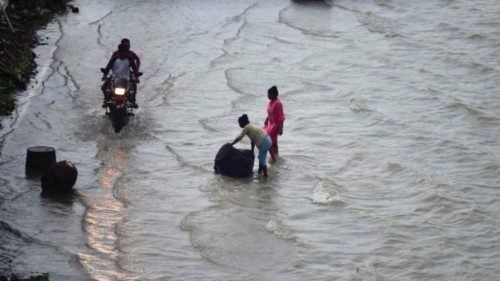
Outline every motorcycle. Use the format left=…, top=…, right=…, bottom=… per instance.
left=100, top=69, right=142, bottom=133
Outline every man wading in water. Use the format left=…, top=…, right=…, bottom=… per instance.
left=230, top=114, right=272, bottom=177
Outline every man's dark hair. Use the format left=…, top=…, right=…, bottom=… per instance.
left=121, top=38, right=130, bottom=45
left=118, top=44, right=127, bottom=53
left=238, top=114, right=250, bottom=127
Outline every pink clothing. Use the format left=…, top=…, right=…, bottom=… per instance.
left=263, top=98, right=285, bottom=150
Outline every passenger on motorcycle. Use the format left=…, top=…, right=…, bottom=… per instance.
left=101, top=44, right=140, bottom=108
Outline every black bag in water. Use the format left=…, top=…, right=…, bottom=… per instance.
left=214, top=144, right=255, bottom=177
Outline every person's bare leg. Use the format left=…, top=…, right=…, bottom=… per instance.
left=269, top=147, right=276, bottom=163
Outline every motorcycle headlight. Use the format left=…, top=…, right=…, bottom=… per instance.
left=114, top=87, right=126, bottom=96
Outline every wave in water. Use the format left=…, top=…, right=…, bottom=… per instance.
left=349, top=98, right=373, bottom=113
left=266, top=215, right=297, bottom=241
left=311, top=179, right=345, bottom=205
left=358, top=11, right=402, bottom=37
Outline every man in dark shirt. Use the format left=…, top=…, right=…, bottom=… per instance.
left=101, top=43, right=140, bottom=108
left=111, top=38, right=140, bottom=71
left=101, top=44, right=139, bottom=79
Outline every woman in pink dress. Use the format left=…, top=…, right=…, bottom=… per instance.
left=263, top=86, right=285, bottom=163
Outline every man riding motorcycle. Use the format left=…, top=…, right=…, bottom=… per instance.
left=112, top=38, right=141, bottom=72
left=101, top=43, right=140, bottom=108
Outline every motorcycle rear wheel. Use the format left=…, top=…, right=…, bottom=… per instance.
left=109, top=107, right=127, bottom=133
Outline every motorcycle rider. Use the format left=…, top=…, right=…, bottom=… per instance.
left=101, top=43, right=140, bottom=108
left=110, top=38, right=141, bottom=72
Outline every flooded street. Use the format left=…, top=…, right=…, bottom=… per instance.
left=1, top=0, right=499, bottom=280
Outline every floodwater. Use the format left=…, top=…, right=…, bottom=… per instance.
left=1, top=0, right=499, bottom=280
